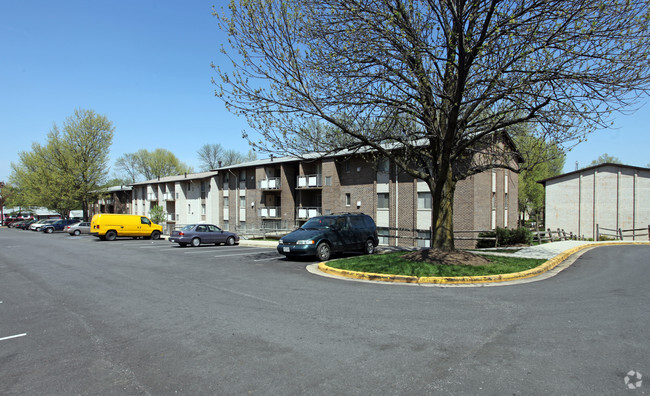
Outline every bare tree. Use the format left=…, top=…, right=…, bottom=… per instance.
left=197, top=143, right=225, bottom=171
left=214, top=0, right=650, bottom=250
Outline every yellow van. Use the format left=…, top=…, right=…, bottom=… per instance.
left=90, top=214, right=163, bottom=241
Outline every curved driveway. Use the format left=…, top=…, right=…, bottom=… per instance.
left=0, top=230, right=648, bottom=394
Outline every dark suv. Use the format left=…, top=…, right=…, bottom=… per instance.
left=277, top=213, right=378, bottom=261
left=42, top=219, right=80, bottom=233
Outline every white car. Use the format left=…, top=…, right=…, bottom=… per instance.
left=31, top=219, right=57, bottom=231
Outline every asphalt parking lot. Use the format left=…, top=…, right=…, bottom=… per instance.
left=1, top=228, right=648, bottom=394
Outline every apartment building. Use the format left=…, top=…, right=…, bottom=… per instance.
left=89, top=185, right=133, bottom=216
left=117, top=151, right=518, bottom=248
left=129, top=171, right=220, bottom=231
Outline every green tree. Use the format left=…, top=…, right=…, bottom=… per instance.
left=514, top=132, right=565, bottom=225
left=115, top=149, right=193, bottom=182
left=214, top=0, right=650, bottom=250
left=9, top=109, right=114, bottom=220
left=149, top=204, right=166, bottom=225
left=588, top=153, right=623, bottom=167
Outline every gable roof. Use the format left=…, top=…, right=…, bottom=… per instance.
left=538, top=163, right=650, bottom=185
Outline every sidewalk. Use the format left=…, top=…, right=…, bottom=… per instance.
left=477, top=240, right=649, bottom=260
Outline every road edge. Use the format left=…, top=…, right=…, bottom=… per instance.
left=317, top=242, right=650, bottom=284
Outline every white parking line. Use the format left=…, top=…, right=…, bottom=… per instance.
left=0, top=333, right=27, bottom=341
left=213, top=251, right=274, bottom=258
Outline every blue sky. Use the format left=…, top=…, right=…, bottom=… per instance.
left=1, top=1, right=649, bottom=184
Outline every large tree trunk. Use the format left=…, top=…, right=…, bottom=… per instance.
left=429, top=167, right=456, bottom=251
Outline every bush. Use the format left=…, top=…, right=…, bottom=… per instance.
left=475, top=227, right=533, bottom=248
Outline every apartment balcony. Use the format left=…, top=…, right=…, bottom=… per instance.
left=296, top=207, right=322, bottom=219
left=166, top=213, right=176, bottom=222
left=258, top=177, right=281, bottom=190
left=147, top=193, right=158, bottom=201
left=296, top=174, right=322, bottom=189
left=163, top=192, right=175, bottom=201
left=99, top=199, right=114, bottom=205
left=259, top=206, right=281, bottom=218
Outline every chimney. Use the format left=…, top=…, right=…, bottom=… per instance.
left=218, top=161, right=222, bottom=168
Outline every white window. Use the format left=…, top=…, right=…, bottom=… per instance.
left=417, top=231, right=431, bottom=248
left=377, top=193, right=389, bottom=209
left=188, top=204, right=191, bottom=214
left=378, top=227, right=390, bottom=245
left=224, top=196, right=229, bottom=207
left=417, top=192, right=432, bottom=209
left=201, top=204, right=206, bottom=215
left=378, top=157, right=390, bottom=173
left=345, top=193, right=351, bottom=206
left=325, top=176, right=332, bottom=186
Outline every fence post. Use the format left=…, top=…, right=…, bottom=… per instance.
left=618, top=228, right=623, bottom=240
left=596, top=224, right=599, bottom=241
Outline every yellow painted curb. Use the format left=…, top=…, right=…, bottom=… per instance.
left=318, top=242, right=650, bottom=284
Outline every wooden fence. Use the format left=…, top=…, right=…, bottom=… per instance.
left=596, top=224, right=650, bottom=241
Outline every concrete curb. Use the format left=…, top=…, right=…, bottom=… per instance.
left=318, top=242, right=650, bottom=284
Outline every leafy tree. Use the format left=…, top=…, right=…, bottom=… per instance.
left=514, top=132, right=565, bottom=225
left=9, top=109, right=114, bottom=220
left=214, top=0, right=650, bottom=250
left=588, top=153, right=623, bottom=167
left=115, top=149, right=193, bottom=182
left=149, top=204, right=166, bottom=225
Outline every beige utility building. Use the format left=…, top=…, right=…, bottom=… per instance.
left=540, top=163, right=650, bottom=240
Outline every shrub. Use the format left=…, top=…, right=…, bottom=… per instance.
left=475, top=227, right=533, bottom=248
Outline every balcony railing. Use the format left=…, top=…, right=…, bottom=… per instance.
left=258, top=177, right=281, bottom=190
left=259, top=206, right=281, bottom=218
left=163, top=192, right=175, bottom=201
left=166, top=213, right=176, bottom=222
left=297, top=174, right=322, bottom=188
left=147, top=193, right=158, bottom=201
left=296, top=207, right=322, bottom=219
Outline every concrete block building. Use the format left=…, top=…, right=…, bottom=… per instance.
left=540, top=163, right=650, bottom=240
left=123, top=151, right=518, bottom=248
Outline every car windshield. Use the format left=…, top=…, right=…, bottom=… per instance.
left=302, top=217, right=337, bottom=230
left=180, top=224, right=196, bottom=231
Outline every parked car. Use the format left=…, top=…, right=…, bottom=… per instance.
left=66, top=221, right=91, bottom=236
left=90, top=214, right=162, bottom=241
left=42, top=219, right=80, bottom=233
left=277, top=213, right=378, bottom=261
left=10, top=220, right=28, bottom=229
left=16, top=219, right=37, bottom=229
left=169, top=224, right=239, bottom=247
left=31, top=219, right=57, bottom=231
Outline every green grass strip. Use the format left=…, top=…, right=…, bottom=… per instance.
left=327, top=252, right=546, bottom=277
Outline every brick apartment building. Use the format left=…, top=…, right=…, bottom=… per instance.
left=121, top=150, right=518, bottom=248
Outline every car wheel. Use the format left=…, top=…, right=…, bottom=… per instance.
left=363, top=239, right=375, bottom=255
left=45, top=228, right=53, bottom=234
left=226, top=236, right=235, bottom=246
left=151, top=230, right=161, bottom=240
left=73, top=230, right=81, bottom=236
left=105, top=230, right=117, bottom=241
left=191, top=237, right=201, bottom=247
left=316, top=242, right=331, bottom=261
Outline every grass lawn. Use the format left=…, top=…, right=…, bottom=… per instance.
left=326, top=252, right=547, bottom=277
